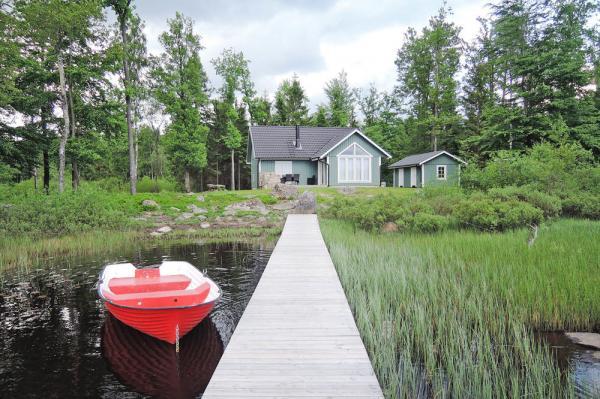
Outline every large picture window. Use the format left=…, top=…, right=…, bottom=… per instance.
left=337, top=143, right=372, bottom=183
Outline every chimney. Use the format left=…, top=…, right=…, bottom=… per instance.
left=295, top=125, right=301, bottom=149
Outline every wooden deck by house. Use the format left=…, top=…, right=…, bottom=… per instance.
left=203, top=214, right=383, bottom=398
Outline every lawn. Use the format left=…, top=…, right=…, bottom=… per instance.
left=320, top=218, right=599, bottom=398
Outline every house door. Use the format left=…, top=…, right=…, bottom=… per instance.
left=274, top=161, right=293, bottom=175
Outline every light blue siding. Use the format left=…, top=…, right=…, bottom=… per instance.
left=292, top=161, right=317, bottom=185
left=423, top=154, right=460, bottom=186
left=327, top=133, right=384, bottom=186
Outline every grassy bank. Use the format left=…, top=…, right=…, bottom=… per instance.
left=320, top=218, right=599, bottom=398
left=0, top=225, right=282, bottom=273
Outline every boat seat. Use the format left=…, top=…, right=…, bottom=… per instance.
left=109, top=273, right=191, bottom=294
left=105, top=281, right=211, bottom=308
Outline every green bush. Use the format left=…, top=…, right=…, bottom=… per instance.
left=0, top=187, right=137, bottom=236
left=410, top=212, right=450, bottom=233
left=487, top=186, right=562, bottom=218
left=137, top=177, right=179, bottom=193
left=454, top=197, right=543, bottom=231
left=561, top=192, right=600, bottom=219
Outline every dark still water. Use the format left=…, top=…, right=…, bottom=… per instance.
left=0, top=240, right=273, bottom=398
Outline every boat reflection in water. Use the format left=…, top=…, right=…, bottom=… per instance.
left=101, top=314, right=224, bottom=399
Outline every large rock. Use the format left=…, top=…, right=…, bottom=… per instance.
left=272, top=201, right=297, bottom=211
left=155, top=226, right=172, bottom=234
left=381, top=222, right=398, bottom=233
left=142, top=199, right=159, bottom=209
left=566, top=332, right=600, bottom=349
left=271, top=183, right=299, bottom=200
left=224, top=198, right=269, bottom=216
left=200, top=222, right=210, bottom=229
left=176, top=212, right=194, bottom=221
left=187, top=204, right=207, bottom=214
left=196, top=195, right=205, bottom=202
left=291, top=191, right=316, bottom=214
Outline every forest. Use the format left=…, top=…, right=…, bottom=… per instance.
left=0, top=0, right=598, bottom=193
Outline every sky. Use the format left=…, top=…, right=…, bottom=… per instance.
left=130, top=0, right=491, bottom=109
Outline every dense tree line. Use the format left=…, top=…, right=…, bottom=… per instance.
left=1, top=0, right=598, bottom=191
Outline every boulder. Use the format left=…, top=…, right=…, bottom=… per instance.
left=291, top=191, right=316, bottom=214
left=187, top=204, right=207, bottom=214
left=381, top=222, right=398, bottom=233
left=566, top=332, right=600, bottom=349
left=169, top=207, right=181, bottom=212
left=272, top=201, right=297, bottom=211
left=156, top=226, right=172, bottom=234
left=224, top=198, right=269, bottom=216
left=149, top=231, right=162, bottom=237
left=142, top=199, right=159, bottom=208
left=196, top=195, right=205, bottom=202
left=176, top=212, right=194, bottom=221
left=200, top=222, right=210, bottom=229
left=271, top=183, right=299, bottom=199
left=197, top=215, right=207, bottom=220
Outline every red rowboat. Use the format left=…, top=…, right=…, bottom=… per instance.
left=98, top=261, right=221, bottom=344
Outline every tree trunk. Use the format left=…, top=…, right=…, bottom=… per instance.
left=237, top=157, right=241, bottom=190
left=120, top=13, right=137, bottom=195
left=230, top=148, right=235, bottom=190
left=33, top=167, right=37, bottom=191
left=43, top=149, right=50, bottom=195
left=57, top=55, right=69, bottom=194
left=216, top=158, right=219, bottom=185
left=68, top=84, right=79, bottom=190
left=41, top=111, right=50, bottom=195
left=184, top=168, right=191, bottom=193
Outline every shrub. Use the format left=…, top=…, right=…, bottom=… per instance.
left=561, top=192, right=600, bottom=219
left=137, top=177, right=179, bottom=193
left=410, top=212, right=450, bottom=233
left=487, top=186, right=562, bottom=218
left=454, top=197, right=543, bottom=231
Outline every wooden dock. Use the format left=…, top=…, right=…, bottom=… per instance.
left=203, top=214, right=383, bottom=398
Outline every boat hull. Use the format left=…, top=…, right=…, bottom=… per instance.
left=105, top=301, right=216, bottom=344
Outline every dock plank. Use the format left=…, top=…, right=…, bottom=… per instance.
left=203, top=214, right=383, bottom=398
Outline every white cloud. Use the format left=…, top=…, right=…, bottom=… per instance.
left=138, top=0, right=490, bottom=110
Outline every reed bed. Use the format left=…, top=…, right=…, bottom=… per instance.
left=0, top=226, right=281, bottom=272
left=320, top=218, right=599, bottom=398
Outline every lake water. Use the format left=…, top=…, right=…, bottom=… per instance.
left=0, top=240, right=273, bottom=398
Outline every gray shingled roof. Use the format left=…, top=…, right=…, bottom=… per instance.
left=249, top=126, right=357, bottom=159
left=389, top=151, right=454, bottom=168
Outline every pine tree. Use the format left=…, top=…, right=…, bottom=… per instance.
left=152, top=12, right=209, bottom=192
left=324, top=71, right=356, bottom=127
left=273, top=74, right=309, bottom=125
left=395, top=4, right=462, bottom=152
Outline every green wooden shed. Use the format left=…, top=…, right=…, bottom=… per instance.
left=389, top=150, right=466, bottom=188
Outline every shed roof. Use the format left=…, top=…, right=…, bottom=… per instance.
left=249, top=126, right=390, bottom=159
left=389, top=150, right=465, bottom=168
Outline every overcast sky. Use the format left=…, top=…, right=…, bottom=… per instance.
left=131, top=0, right=490, bottom=108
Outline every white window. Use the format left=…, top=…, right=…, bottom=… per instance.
left=337, top=143, right=372, bottom=183
left=437, top=165, right=447, bottom=180
left=274, top=161, right=293, bottom=175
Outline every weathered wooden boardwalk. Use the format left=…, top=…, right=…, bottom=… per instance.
left=204, top=214, right=383, bottom=398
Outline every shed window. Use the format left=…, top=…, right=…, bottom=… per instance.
left=337, top=143, right=372, bottom=183
left=437, top=165, right=447, bottom=180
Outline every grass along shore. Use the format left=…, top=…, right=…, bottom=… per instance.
left=320, top=218, right=599, bottom=398
left=0, top=225, right=282, bottom=273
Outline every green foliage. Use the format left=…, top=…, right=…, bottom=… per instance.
left=487, top=186, right=562, bottom=218
left=395, top=4, right=463, bottom=152
left=152, top=12, right=209, bottom=180
left=136, top=176, right=178, bottom=193
left=324, top=70, right=356, bottom=127
left=454, top=195, right=543, bottom=231
left=322, top=218, right=598, bottom=397
left=0, top=187, right=136, bottom=236
left=561, top=192, right=600, bottom=219
left=273, top=74, right=309, bottom=125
